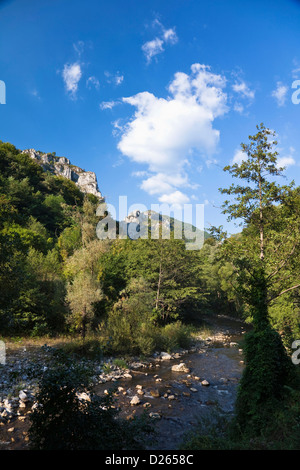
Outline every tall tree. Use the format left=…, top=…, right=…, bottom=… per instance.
left=66, top=272, right=102, bottom=339
left=219, top=123, right=300, bottom=328
left=218, top=123, right=299, bottom=436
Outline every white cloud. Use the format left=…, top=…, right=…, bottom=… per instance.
left=86, top=76, right=100, bottom=90
left=142, top=38, right=164, bottom=63
left=132, top=170, right=149, bottom=178
left=232, top=148, right=247, bottom=165
left=73, top=40, right=85, bottom=57
left=142, top=20, right=178, bottom=63
left=233, top=102, right=244, bottom=114
left=158, top=190, right=190, bottom=206
left=292, top=59, right=300, bottom=79
left=276, top=156, right=296, bottom=168
left=232, top=80, right=255, bottom=100
left=140, top=172, right=189, bottom=195
left=271, top=82, right=288, bottom=107
left=62, top=62, right=82, bottom=98
left=115, top=74, right=124, bottom=86
left=276, top=147, right=297, bottom=169
left=163, top=28, right=178, bottom=45
left=104, top=71, right=124, bottom=86
left=117, top=63, right=228, bottom=203
left=100, top=100, right=119, bottom=110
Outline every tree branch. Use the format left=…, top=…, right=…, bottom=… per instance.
left=268, top=283, right=300, bottom=303
left=267, top=243, right=297, bottom=281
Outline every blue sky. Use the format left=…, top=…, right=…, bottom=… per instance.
left=1, top=0, right=300, bottom=234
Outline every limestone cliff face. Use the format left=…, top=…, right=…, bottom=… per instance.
left=22, top=148, right=102, bottom=199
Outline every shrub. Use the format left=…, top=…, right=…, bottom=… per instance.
left=233, top=325, right=298, bottom=437
left=160, top=321, right=193, bottom=352
left=29, top=350, right=154, bottom=450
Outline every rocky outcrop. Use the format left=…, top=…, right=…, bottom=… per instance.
left=22, top=148, right=102, bottom=199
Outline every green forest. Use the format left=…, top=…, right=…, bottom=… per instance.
left=1, top=123, right=300, bottom=450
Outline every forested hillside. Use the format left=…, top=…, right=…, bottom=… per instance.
left=0, top=138, right=299, bottom=353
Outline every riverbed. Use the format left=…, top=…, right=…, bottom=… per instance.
left=0, top=315, right=248, bottom=450
left=94, top=316, right=247, bottom=450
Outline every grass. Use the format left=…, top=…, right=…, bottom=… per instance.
left=1, top=320, right=215, bottom=362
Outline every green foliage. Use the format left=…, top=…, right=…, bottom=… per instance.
left=0, top=142, right=88, bottom=335
left=216, top=124, right=300, bottom=443
left=124, top=238, right=205, bottom=323
left=102, top=278, right=154, bottom=355
left=181, top=386, right=300, bottom=450
left=269, top=292, right=300, bottom=349
left=29, top=350, right=155, bottom=450
left=59, top=338, right=104, bottom=360
left=66, top=271, right=102, bottom=338
left=58, top=225, right=82, bottom=259
left=159, top=321, right=194, bottom=352
left=234, top=325, right=297, bottom=436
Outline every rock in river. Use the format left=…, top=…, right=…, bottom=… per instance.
left=171, top=363, right=190, bottom=373
left=201, top=379, right=210, bottom=386
left=130, top=395, right=141, bottom=406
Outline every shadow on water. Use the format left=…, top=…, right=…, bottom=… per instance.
left=94, top=316, right=248, bottom=450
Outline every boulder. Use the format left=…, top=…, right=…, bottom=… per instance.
left=171, top=363, right=190, bottom=373
left=160, top=352, right=172, bottom=360
left=130, top=395, right=141, bottom=406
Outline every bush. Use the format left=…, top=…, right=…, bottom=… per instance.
left=233, top=325, right=298, bottom=437
left=29, top=350, right=155, bottom=450
left=60, top=337, right=103, bottom=360
left=159, top=321, right=193, bottom=352
left=103, top=312, right=194, bottom=357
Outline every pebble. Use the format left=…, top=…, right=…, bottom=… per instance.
left=201, top=380, right=210, bottom=386
left=149, top=412, right=161, bottom=419
left=168, top=395, right=176, bottom=401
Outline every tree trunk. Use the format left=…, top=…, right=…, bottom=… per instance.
left=82, top=306, right=87, bottom=340
left=258, top=172, right=264, bottom=261
left=155, top=257, right=162, bottom=310
left=155, top=241, right=163, bottom=310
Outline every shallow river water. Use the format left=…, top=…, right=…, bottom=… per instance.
left=94, top=316, right=248, bottom=450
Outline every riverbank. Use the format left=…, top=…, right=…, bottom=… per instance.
left=0, top=315, right=248, bottom=450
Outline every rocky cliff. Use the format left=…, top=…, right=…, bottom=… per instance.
left=22, top=148, right=102, bottom=199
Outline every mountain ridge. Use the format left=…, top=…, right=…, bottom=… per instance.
left=22, top=148, right=103, bottom=200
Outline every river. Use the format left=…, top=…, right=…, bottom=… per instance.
left=94, top=315, right=248, bottom=450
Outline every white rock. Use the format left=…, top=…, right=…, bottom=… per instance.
left=123, top=373, right=132, bottom=379
left=77, top=392, right=91, bottom=401
left=201, top=380, right=210, bottom=386
left=149, top=412, right=161, bottom=419
left=160, top=352, right=172, bottom=360
left=130, top=395, right=141, bottom=406
left=171, top=363, right=190, bottom=373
